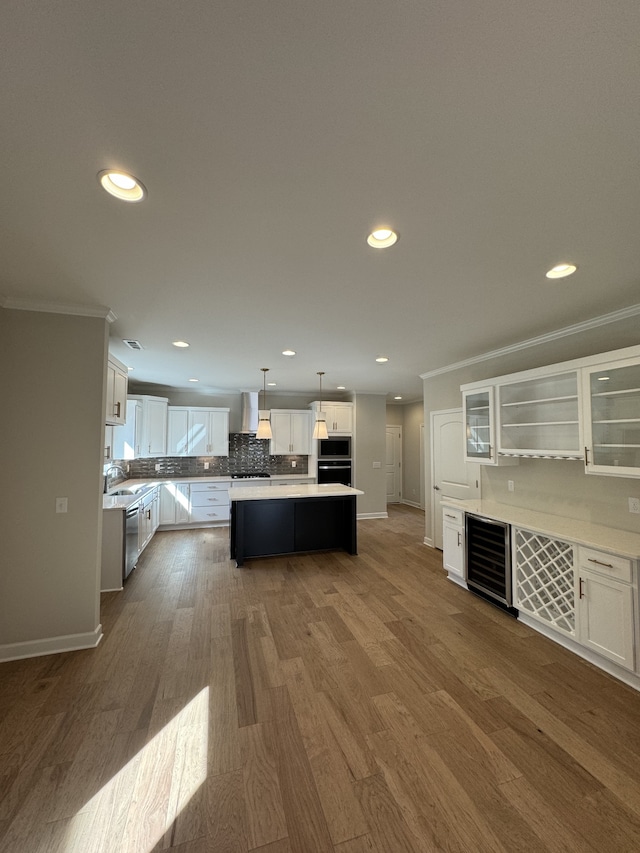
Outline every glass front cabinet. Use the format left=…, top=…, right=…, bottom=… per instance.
left=582, top=356, right=640, bottom=477
left=463, top=387, right=496, bottom=463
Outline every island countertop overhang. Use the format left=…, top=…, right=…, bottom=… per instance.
left=228, top=483, right=363, bottom=501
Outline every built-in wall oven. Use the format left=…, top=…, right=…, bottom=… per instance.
left=317, top=459, right=352, bottom=486
left=465, top=513, right=516, bottom=615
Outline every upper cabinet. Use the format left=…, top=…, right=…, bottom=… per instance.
left=105, top=356, right=128, bottom=426
left=112, top=398, right=143, bottom=460
left=461, top=343, right=640, bottom=478
left=167, top=407, right=230, bottom=457
left=125, top=395, right=168, bottom=457
left=310, top=401, right=353, bottom=434
left=270, top=410, right=311, bottom=455
left=497, top=371, right=582, bottom=460
left=583, top=356, right=640, bottom=477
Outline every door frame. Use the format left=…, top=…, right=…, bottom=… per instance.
left=385, top=425, right=403, bottom=504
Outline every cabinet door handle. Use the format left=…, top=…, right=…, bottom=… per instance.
left=445, top=513, right=456, bottom=519
left=457, top=532, right=461, bottom=547
left=104, top=446, right=111, bottom=459
left=114, top=401, right=121, bottom=418
left=584, top=446, right=590, bottom=465
left=579, top=577, right=585, bottom=598
left=588, top=558, right=614, bottom=569
left=433, top=485, right=440, bottom=491
left=147, top=509, right=151, bottom=520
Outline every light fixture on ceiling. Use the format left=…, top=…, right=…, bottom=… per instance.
left=367, top=228, right=398, bottom=249
left=188, top=378, right=199, bottom=383
left=394, top=396, right=402, bottom=400
left=337, top=385, right=346, bottom=390
left=172, top=340, right=190, bottom=348
left=545, top=263, right=577, bottom=279
left=97, top=170, right=147, bottom=202
left=312, top=371, right=329, bottom=440
left=282, top=349, right=296, bottom=357
left=256, top=368, right=273, bottom=440
left=376, top=356, right=389, bottom=363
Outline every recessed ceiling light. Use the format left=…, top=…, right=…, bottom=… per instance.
left=545, top=263, right=577, bottom=279
left=337, top=385, right=346, bottom=390
left=172, top=340, right=190, bottom=348
left=376, top=356, right=389, bottom=363
left=127, top=366, right=134, bottom=371
left=394, top=396, right=402, bottom=400
left=97, top=170, right=147, bottom=202
left=367, top=228, right=398, bottom=249
left=188, top=378, right=199, bottom=382
left=282, top=349, right=296, bottom=357
left=597, top=376, right=610, bottom=381
left=267, top=382, right=276, bottom=386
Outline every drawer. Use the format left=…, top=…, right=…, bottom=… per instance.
left=190, top=505, right=230, bottom=523
left=442, top=507, right=464, bottom=527
left=579, top=546, right=632, bottom=583
left=190, top=491, right=230, bottom=508
left=190, top=482, right=230, bottom=493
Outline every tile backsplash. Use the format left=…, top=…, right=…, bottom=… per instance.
left=121, top=433, right=308, bottom=480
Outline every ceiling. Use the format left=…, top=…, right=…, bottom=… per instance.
left=2, top=1, right=639, bottom=403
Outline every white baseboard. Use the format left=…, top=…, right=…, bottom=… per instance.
left=401, top=499, right=422, bottom=509
left=0, top=624, right=103, bottom=663
left=357, top=512, right=389, bottom=520
left=423, top=537, right=434, bottom=547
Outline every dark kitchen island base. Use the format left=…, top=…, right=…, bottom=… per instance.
left=230, top=492, right=359, bottom=567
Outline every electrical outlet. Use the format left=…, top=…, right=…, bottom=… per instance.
left=55, top=497, right=68, bottom=513
left=155, top=463, right=161, bottom=472
left=291, top=460, right=297, bottom=468
left=508, top=480, right=515, bottom=492
left=629, top=497, right=640, bottom=514
left=204, top=462, right=210, bottom=469
left=373, top=461, right=381, bottom=469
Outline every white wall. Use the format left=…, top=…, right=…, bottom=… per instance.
left=0, top=308, right=107, bottom=659
left=422, top=316, right=640, bottom=545
left=354, top=394, right=387, bottom=516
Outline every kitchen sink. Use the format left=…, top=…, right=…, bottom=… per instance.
left=109, top=484, right=150, bottom=496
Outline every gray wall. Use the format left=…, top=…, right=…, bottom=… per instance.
left=0, top=308, right=107, bottom=656
left=354, top=394, right=387, bottom=516
left=422, top=316, right=640, bottom=544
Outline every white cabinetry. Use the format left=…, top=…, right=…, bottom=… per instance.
left=442, top=507, right=465, bottom=583
left=189, top=481, right=230, bottom=524
left=311, top=402, right=353, bottom=434
left=271, top=477, right=315, bottom=486
left=270, top=410, right=311, bottom=455
left=138, top=487, right=159, bottom=553
left=104, top=425, right=114, bottom=461
left=498, top=371, right=581, bottom=459
left=112, top=398, right=143, bottom=460
left=167, top=407, right=229, bottom=456
left=582, top=357, right=640, bottom=477
left=106, top=356, right=128, bottom=426
left=127, top=395, right=168, bottom=457
left=159, top=482, right=191, bottom=525
left=577, top=546, right=635, bottom=670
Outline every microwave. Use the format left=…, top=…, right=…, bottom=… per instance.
left=318, top=436, right=351, bottom=459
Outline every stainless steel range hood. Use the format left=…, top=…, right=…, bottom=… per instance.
left=240, top=391, right=259, bottom=433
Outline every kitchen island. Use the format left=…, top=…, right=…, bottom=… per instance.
left=229, top=483, right=363, bottom=567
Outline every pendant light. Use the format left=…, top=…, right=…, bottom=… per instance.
left=312, top=371, right=329, bottom=440
left=256, top=368, right=273, bottom=439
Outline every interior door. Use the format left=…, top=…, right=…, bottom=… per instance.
left=431, top=409, right=480, bottom=549
left=385, top=426, right=402, bottom=503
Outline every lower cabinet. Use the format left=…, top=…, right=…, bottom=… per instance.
left=138, top=487, right=159, bottom=553
left=442, top=507, right=465, bottom=582
left=158, top=480, right=230, bottom=527
left=577, top=546, right=635, bottom=671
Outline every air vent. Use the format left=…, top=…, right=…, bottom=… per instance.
left=122, top=339, right=143, bottom=350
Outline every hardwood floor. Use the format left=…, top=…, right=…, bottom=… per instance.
left=2, top=504, right=640, bottom=851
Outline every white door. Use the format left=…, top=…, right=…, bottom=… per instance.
left=431, top=409, right=480, bottom=550
left=386, top=426, right=402, bottom=503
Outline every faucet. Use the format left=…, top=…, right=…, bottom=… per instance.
left=104, top=464, right=127, bottom=493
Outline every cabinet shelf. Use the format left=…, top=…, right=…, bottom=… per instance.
left=468, top=405, right=490, bottom=412
left=592, top=418, right=640, bottom=425
left=591, top=387, right=640, bottom=399
left=502, top=421, right=579, bottom=428
left=501, top=394, right=578, bottom=408
left=500, top=450, right=582, bottom=459
left=594, top=443, right=640, bottom=449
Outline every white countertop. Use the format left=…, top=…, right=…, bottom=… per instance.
left=442, top=498, right=640, bottom=560
left=229, top=483, right=363, bottom=501
left=102, top=474, right=315, bottom=510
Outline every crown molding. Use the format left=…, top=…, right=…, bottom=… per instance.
left=0, top=294, right=116, bottom=322
left=420, top=302, right=640, bottom=380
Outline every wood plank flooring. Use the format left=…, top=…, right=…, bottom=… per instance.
left=2, top=505, right=640, bottom=851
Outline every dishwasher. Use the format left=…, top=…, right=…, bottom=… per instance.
left=465, top=513, right=516, bottom=615
left=124, top=502, right=140, bottom=580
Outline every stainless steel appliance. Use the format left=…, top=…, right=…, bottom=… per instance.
left=124, top=503, right=140, bottom=579
left=465, top=513, right=516, bottom=614
left=318, top=436, right=351, bottom=460
left=317, top=459, right=352, bottom=486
